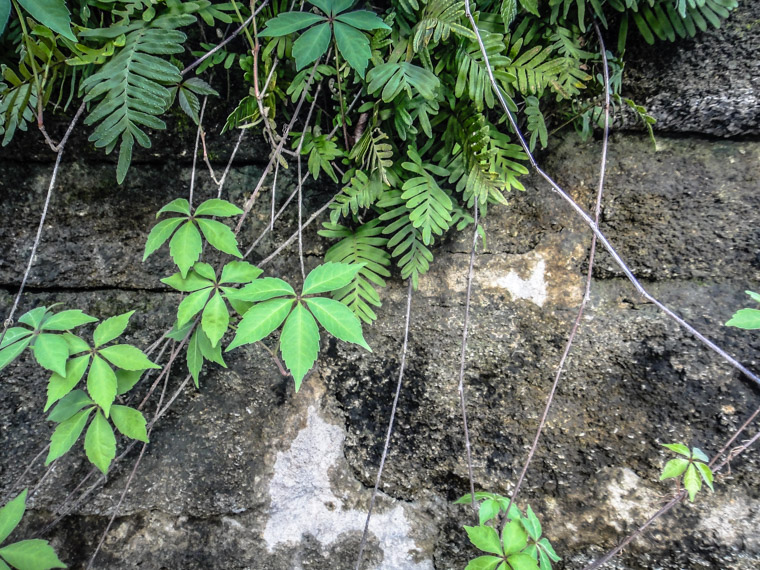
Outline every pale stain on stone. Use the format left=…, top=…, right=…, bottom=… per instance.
left=263, top=407, right=432, bottom=570
left=489, top=258, right=548, bottom=307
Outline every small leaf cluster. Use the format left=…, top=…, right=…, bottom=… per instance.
left=456, top=493, right=560, bottom=570
left=0, top=307, right=157, bottom=475
left=0, top=489, right=65, bottom=570
left=660, top=443, right=714, bottom=502
left=146, top=198, right=371, bottom=391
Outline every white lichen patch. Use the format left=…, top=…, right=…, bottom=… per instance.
left=263, top=407, right=433, bottom=570
left=488, top=258, right=548, bottom=307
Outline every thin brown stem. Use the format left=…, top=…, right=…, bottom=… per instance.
left=355, top=280, right=414, bottom=570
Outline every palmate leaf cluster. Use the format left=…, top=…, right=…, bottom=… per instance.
left=0, top=489, right=65, bottom=569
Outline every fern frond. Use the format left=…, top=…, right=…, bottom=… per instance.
left=454, top=31, right=513, bottom=111
left=399, top=148, right=453, bottom=245
left=296, top=130, right=344, bottom=183
left=329, top=169, right=385, bottom=224
left=0, top=67, right=36, bottom=146
left=412, top=0, right=475, bottom=52
left=506, top=36, right=589, bottom=99
left=349, top=127, right=394, bottom=185
left=378, top=190, right=434, bottom=289
left=81, top=18, right=188, bottom=183
left=319, top=220, right=392, bottom=323
left=525, top=95, right=548, bottom=151
left=628, top=0, right=737, bottom=45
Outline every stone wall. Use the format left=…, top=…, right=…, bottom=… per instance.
left=1, top=4, right=759, bottom=569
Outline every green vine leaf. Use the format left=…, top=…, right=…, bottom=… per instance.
left=17, top=0, right=76, bottom=41
left=304, top=297, right=371, bottom=350
left=465, top=556, right=504, bottom=570
left=464, top=525, right=504, bottom=556
left=47, top=390, right=94, bottom=423
left=226, top=297, right=295, bottom=351
left=280, top=303, right=320, bottom=391
left=0, top=489, right=26, bottom=544
left=0, top=0, right=10, bottom=38
left=144, top=198, right=242, bottom=277
left=0, top=539, right=66, bottom=570
left=46, top=408, right=94, bottom=465
left=110, top=405, right=149, bottom=442
left=302, top=262, right=363, bottom=295
left=84, top=410, right=117, bottom=475
left=93, top=311, right=135, bottom=348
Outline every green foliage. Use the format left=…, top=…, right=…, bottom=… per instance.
left=259, top=0, right=390, bottom=76
left=226, top=262, right=371, bottom=390
left=726, top=291, right=760, bottom=330
left=144, top=198, right=243, bottom=277
left=457, top=493, right=560, bottom=570
left=0, top=490, right=66, bottom=570
left=660, top=443, right=714, bottom=502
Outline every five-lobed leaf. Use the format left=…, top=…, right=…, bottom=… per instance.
left=280, top=303, right=320, bottom=391
left=85, top=411, right=116, bottom=475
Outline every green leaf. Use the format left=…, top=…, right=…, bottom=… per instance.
left=307, top=0, right=332, bottom=15
left=169, top=221, right=203, bottom=277
left=87, top=356, right=117, bottom=417
left=523, top=505, right=542, bottom=541
left=292, top=22, right=331, bottom=71
left=110, top=405, right=149, bottom=442
left=62, top=333, right=90, bottom=355
left=478, top=499, right=501, bottom=525
left=302, top=262, right=363, bottom=295
left=197, top=327, right=226, bottom=367
left=0, top=539, right=66, bottom=569
left=538, top=538, right=560, bottom=562
left=194, top=198, right=243, bottom=217
left=93, top=311, right=134, bottom=347
left=502, top=520, right=528, bottom=555
left=32, top=334, right=69, bottom=377
left=192, top=263, right=217, bottom=281
left=161, top=271, right=214, bottom=292
left=220, top=261, right=263, bottom=284
left=464, top=525, right=503, bottom=556
left=45, top=354, right=90, bottom=411
left=507, top=552, right=540, bottom=570
left=691, top=447, right=709, bottom=463
left=0, top=489, right=26, bottom=544
left=144, top=217, right=185, bottom=260
left=187, top=327, right=203, bottom=388
left=695, top=461, right=714, bottom=491
left=46, top=408, right=93, bottom=465
left=41, top=310, right=97, bottom=331
left=226, top=298, right=295, bottom=351
left=229, top=278, right=296, bottom=302
left=116, top=369, right=143, bottom=395
left=177, top=288, right=212, bottom=327
left=334, top=10, right=391, bottom=31
left=465, top=556, right=504, bottom=570
left=518, top=0, right=539, bottom=16
left=17, top=0, right=76, bottom=41
left=745, top=290, right=760, bottom=303
left=98, top=344, right=160, bottom=371
left=280, top=303, right=320, bottom=391
left=18, top=308, right=48, bottom=329
left=196, top=218, right=242, bottom=258
left=0, top=0, right=10, bottom=38
left=158, top=198, right=191, bottom=216
left=662, top=443, right=691, bottom=458
left=0, top=336, right=31, bottom=372
left=259, top=12, right=327, bottom=37
left=0, top=557, right=9, bottom=570
left=0, top=328, right=32, bottom=349
left=304, top=297, right=370, bottom=351
left=660, top=458, right=689, bottom=480
left=725, top=308, right=760, bottom=329
left=333, top=21, right=371, bottom=77
left=85, top=411, right=116, bottom=475
left=47, top=390, right=94, bottom=423
left=683, top=463, right=702, bottom=501
left=201, top=292, right=229, bottom=348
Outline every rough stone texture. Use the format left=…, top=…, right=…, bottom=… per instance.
left=2, top=6, right=760, bottom=570
left=622, top=1, right=760, bottom=137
